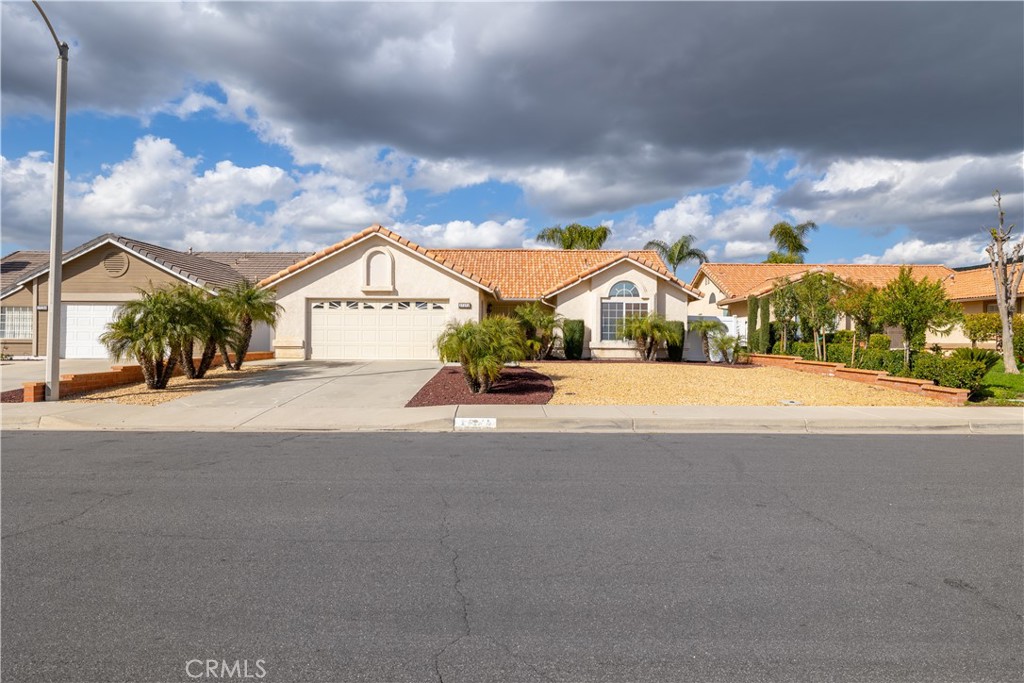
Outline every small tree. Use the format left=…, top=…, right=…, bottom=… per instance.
left=618, top=313, right=682, bottom=361
left=747, top=295, right=759, bottom=351
left=791, top=272, right=841, bottom=361
left=218, top=279, right=283, bottom=370
left=770, top=280, right=799, bottom=353
left=689, top=318, right=727, bottom=362
left=962, top=313, right=1002, bottom=349
left=709, top=332, right=740, bottom=364
left=877, top=267, right=963, bottom=367
left=437, top=316, right=526, bottom=393
left=757, top=297, right=771, bottom=353
left=984, top=191, right=1024, bottom=374
left=101, top=288, right=182, bottom=390
left=835, top=281, right=881, bottom=365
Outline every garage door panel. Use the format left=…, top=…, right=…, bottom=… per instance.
left=310, top=299, right=449, bottom=360
left=61, top=303, right=119, bottom=359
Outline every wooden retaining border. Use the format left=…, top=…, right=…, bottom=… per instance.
left=23, top=351, right=276, bottom=402
left=746, top=353, right=970, bottom=405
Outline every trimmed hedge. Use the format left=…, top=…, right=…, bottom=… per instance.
left=831, top=330, right=855, bottom=345
left=666, top=321, right=686, bottom=362
left=563, top=319, right=585, bottom=360
left=868, top=334, right=891, bottom=350
left=856, top=348, right=908, bottom=376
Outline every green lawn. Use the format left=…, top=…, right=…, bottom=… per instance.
left=974, top=364, right=1024, bottom=404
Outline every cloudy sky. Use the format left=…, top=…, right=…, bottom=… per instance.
left=2, top=1, right=1022, bottom=281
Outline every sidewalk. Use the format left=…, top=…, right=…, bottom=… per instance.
left=3, top=398, right=1020, bottom=434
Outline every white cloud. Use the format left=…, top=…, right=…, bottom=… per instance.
left=854, top=236, right=988, bottom=267
left=395, top=218, right=529, bottom=248
left=723, top=240, right=774, bottom=259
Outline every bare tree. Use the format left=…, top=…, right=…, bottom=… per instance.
left=985, top=191, right=1024, bottom=374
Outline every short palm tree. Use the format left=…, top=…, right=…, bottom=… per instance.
left=709, top=332, right=740, bottom=364
left=766, top=221, right=818, bottom=263
left=536, top=223, right=612, bottom=250
left=437, top=316, right=527, bottom=393
left=513, top=301, right=564, bottom=360
left=688, top=318, right=728, bottom=362
left=101, top=288, right=181, bottom=389
left=643, top=234, right=708, bottom=274
left=217, top=279, right=283, bottom=370
left=617, top=313, right=682, bottom=361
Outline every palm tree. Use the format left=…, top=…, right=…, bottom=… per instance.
left=100, top=288, right=181, bottom=389
left=688, top=318, right=728, bottom=362
left=766, top=221, right=818, bottom=263
left=536, top=223, right=612, bottom=249
left=437, top=316, right=527, bottom=393
left=513, top=301, right=564, bottom=360
left=217, top=279, right=283, bottom=370
left=617, top=313, right=682, bottom=361
left=643, top=235, right=708, bottom=274
left=709, top=332, right=740, bottom=364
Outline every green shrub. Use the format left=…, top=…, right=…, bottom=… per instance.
left=950, top=347, right=1000, bottom=374
left=831, top=330, right=855, bottom=345
left=825, top=343, right=853, bottom=365
left=562, top=319, right=585, bottom=360
left=789, top=341, right=816, bottom=361
left=856, top=348, right=908, bottom=376
left=910, top=352, right=946, bottom=383
left=1014, top=315, right=1024, bottom=361
left=747, top=295, right=759, bottom=351
left=665, top=321, right=686, bottom=362
left=771, top=340, right=784, bottom=355
left=437, top=316, right=527, bottom=393
left=938, top=358, right=987, bottom=395
left=868, top=333, right=891, bottom=350
left=962, top=312, right=1002, bottom=347
left=757, top=297, right=771, bottom=353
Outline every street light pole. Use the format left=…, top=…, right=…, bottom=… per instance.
left=33, top=1, right=68, bottom=401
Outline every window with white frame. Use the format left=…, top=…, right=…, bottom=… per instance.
left=601, top=281, right=647, bottom=341
left=0, top=307, right=32, bottom=339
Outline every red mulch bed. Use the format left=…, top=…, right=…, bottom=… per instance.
left=2, top=388, right=24, bottom=403
left=406, top=366, right=553, bottom=407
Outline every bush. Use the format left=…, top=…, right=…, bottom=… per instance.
left=938, top=358, right=987, bottom=395
left=868, top=333, right=891, bottom=350
left=856, top=348, right=908, bottom=376
left=771, top=340, right=783, bottom=355
left=825, top=343, right=853, bottom=365
left=1014, top=315, right=1024, bottom=361
left=950, top=347, right=1000, bottom=374
left=831, top=330, right=855, bottom=345
left=963, top=313, right=1002, bottom=346
left=437, top=316, right=527, bottom=393
left=666, top=321, right=685, bottom=362
left=789, top=341, right=816, bottom=361
left=910, top=352, right=946, bottom=383
left=562, top=319, right=585, bottom=360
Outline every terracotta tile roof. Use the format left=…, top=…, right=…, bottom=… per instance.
left=198, top=251, right=312, bottom=283
left=944, top=264, right=1023, bottom=301
left=256, top=225, right=497, bottom=292
left=432, top=248, right=700, bottom=300
left=695, top=263, right=956, bottom=303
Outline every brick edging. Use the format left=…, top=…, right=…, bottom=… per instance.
left=22, top=351, right=276, bottom=402
left=746, top=353, right=969, bottom=405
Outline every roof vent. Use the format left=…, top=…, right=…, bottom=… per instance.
left=102, top=250, right=129, bottom=278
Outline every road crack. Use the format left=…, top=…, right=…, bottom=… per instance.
left=433, top=490, right=470, bottom=683
left=2, top=490, right=132, bottom=540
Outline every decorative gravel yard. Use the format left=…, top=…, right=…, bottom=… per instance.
left=522, top=362, right=945, bottom=407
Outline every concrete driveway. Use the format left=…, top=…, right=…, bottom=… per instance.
left=150, top=360, right=443, bottom=429
left=0, top=359, right=116, bottom=392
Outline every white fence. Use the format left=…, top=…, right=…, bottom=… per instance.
left=684, top=315, right=747, bottom=362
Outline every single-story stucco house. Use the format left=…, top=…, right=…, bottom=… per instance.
left=1, top=225, right=701, bottom=361
left=256, top=225, right=701, bottom=360
left=688, top=262, right=1024, bottom=349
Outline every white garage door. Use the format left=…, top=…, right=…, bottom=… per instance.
left=310, top=299, right=450, bottom=360
left=61, top=303, right=118, bottom=359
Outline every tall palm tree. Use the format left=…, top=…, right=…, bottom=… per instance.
left=536, top=223, right=612, bottom=249
left=643, top=234, right=708, bottom=274
left=217, top=279, right=283, bottom=370
left=766, top=220, right=817, bottom=263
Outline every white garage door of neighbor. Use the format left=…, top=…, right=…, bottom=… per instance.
left=310, top=299, right=450, bottom=360
left=62, top=303, right=118, bottom=358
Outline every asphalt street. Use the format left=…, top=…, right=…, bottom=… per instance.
left=1, top=432, right=1021, bottom=683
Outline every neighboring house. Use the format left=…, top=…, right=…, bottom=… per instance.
left=0, top=233, right=307, bottom=359
left=257, top=225, right=701, bottom=360
left=942, top=264, right=1024, bottom=347
left=688, top=262, right=961, bottom=351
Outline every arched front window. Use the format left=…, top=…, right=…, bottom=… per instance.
left=601, top=280, right=647, bottom=341
left=709, top=292, right=716, bottom=304
left=363, top=248, right=394, bottom=291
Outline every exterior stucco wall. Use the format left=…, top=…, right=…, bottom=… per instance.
left=268, top=235, right=483, bottom=358
left=553, top=262, right=689, bottom=359
left=688, top=275, right=731, bottom=317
